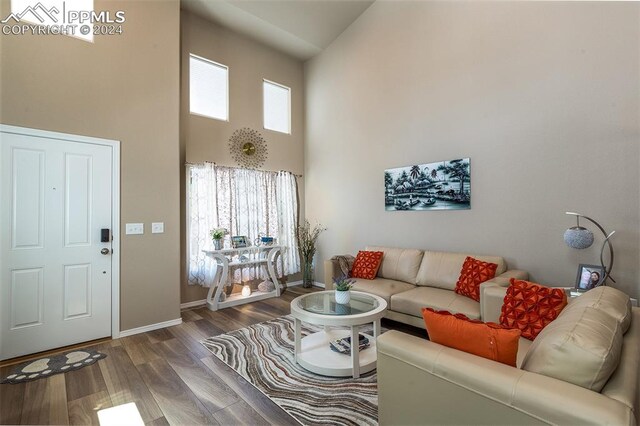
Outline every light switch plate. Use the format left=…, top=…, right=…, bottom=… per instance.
left=151, top=222, right=164, bottom=234
left=125, top=223, right=144, bottom=235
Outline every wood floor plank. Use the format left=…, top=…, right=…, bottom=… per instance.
left=21, top=374, right=69, bottom=425
left=0, top=365, right=25, bottom=425
left=181, top=309, right=204, bottom=322
left=146, top=415, right=170, bottom=426
left=191, top=318, right=225, bottom=339
left=67, top=390, right=112, bottom=425
left=145, top=328, right=174, bottom=344
left=200, top=356, right=298, bottom=426
left=119, top=333, right=150, bottom=348
left=97, top=346, right=164, bottom=423
left=156, top=338, right=240, bottom=413
left=136, top=358, right=219, bottom=425
left=64, top=363, right=108, bottom=402
left=194, top=308, right=247, bottom=332
left=249, top=299, right=285, bottom=318
left=167, top=322, right=212, bottom=359
left=232, top=304, right=273, bottom=324
left=122, top=339, right=162, bottom=366
left=213, top=399, right=270, bottom=425
left=225, top=305, right=272, bottom=325
left=260, top=296, right=295, bottom=313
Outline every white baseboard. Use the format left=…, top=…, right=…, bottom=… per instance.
left=179, top=281, right=329, bottom=310
left=119, top=318, right=182, bottom=338
left=287, top=280, right=325, bottom=288
left=180, top=299, right=207, bottom=309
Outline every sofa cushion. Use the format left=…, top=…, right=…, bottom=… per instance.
left=415, top=251, right=506, bottom=290
left=366, top=246, right=423, bottom=284
left=564, top=286, right=632, bottom=334
left=351, top=250, right=384, bottom=280
left=454, top=256, right=499, bottom=302
left=521, top=305, right=624, bottom=392
left=391, top=286, right=480, bottom=319
left=516, top=337, right=532, bottom=368
left=421, top=308, right=521, bottom=367
left=500, top=278, right=568, bottom=340
left=350, top=277, right=415, bottom=305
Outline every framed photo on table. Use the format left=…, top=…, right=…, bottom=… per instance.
left=231, top=235, right=248, bottom=248
left=575, top=264, right=605, bottom=291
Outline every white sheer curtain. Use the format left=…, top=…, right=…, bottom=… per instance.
left=187, top=163, right=300, bottom=286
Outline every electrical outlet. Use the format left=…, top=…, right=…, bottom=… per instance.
left=151, top=222, right=164, bottom=234
left=125, top=223, right=144, bottom=235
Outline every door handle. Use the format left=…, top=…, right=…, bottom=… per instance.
left=100, top=248, right=111, bottom=255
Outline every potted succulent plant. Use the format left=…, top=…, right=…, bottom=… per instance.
left=333, top=275, right=355, bottom=304
left=210, top=228, right=227, bottom=250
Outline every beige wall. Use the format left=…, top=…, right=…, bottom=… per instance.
left=305, top=2, right=640, bottom=299
left=0, top=0, right=181, bottom=330
left=180, top=11, right=305, bottom=304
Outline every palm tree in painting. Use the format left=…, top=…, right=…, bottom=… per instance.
left=410, top=165, right=420, bottom=182
left=437, top=160, right=470, bottom=194
left=430, top=169, right=438, bottom=180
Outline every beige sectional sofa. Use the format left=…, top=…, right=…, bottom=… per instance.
left=324, top=246, right=528, bottom=328
left=377, top=286, right=639, bottom=425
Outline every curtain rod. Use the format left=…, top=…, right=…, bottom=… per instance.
left=185, top=161, right=303, bottom=178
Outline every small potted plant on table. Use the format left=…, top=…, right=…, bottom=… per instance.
left=210, top=228, right=227, bottom=250
left=333, top=275, right=355, bottom=304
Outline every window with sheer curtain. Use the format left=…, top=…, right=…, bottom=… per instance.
left=187, top=163, right=300, bottom=286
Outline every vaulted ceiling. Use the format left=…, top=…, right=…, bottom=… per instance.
left=181, top=0, right=375, bottom=60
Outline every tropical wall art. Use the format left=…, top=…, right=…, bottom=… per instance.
left=385, top=158, right=471, bottom=211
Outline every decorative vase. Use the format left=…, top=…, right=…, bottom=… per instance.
left=302, top=260, right=314, bottom=288
left=335, top=290, right=351, bottom=305
left=213, top=238, right=223, bottom=250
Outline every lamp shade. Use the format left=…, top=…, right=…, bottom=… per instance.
left=564, top=226, right=594, bottom=249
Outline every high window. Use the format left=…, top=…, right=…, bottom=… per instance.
left=263, top=80, right=291, bottom=134
left=189, top=54, right=229, bottom=121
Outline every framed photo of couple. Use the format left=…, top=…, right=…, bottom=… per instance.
left=575, top=264, right=605, bottom=291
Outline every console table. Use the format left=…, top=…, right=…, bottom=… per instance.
left=202, top=245, right=283, bottom=311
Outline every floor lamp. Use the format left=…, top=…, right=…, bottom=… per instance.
left=563, top=212, right=616, bottom=284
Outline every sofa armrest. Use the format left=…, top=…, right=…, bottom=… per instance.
left=324, top=259, right=341, bottom=288
left=377, top=331, right=635, bottom=426
left=479, top=270, right=528, bottom=322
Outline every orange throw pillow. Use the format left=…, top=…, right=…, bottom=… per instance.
left=500, top=278, right=568, bottom=340
left=350, top=251, right=384, bottom=280
left=454, top=256, right=499, bottom=302
left=422, top=308, right=521, bottom=367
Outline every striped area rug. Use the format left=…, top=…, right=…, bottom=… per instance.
left=202, top=315, right=379, bottom=426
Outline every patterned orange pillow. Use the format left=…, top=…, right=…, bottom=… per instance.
left=500, top=278, right=568, bottom=340
left=454, top=256, right=498, bottom=302
left=351, top=251, right=384, bottom=280
left=422, top=308, right=521, bottom=367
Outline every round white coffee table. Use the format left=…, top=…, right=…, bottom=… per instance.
left=290, top=290, right=387, bottom=378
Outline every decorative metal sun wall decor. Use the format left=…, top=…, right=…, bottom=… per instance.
left=228, top=127, right=268, bottom=168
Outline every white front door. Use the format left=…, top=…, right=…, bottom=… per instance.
left=0, top=127, right=114, bottom=360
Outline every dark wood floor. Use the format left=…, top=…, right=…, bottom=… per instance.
left=0, top=285, right=425, bottom=425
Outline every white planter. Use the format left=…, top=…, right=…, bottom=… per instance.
left=335, top=290, right=351, bottom=304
